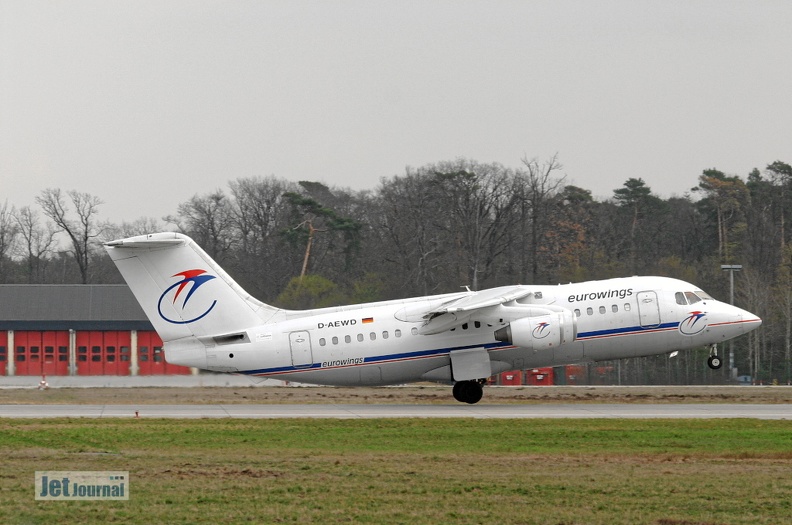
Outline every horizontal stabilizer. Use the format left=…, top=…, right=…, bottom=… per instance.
left=104, top=234, right=185, bottom=249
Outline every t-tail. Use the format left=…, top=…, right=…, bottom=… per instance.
left=104, top=232, right=279, bottom=348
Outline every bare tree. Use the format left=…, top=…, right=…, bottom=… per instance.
left=13, top=206, right=57, bottom=283
left=36, top=189, right=105, bottom=284
left=102, top=217, right=166, bottom=241
left=378, top=171, right=446, bottom=295
left=167, top=190, right=236, bottom=262
left=0, top=201, right=20, bottom=282
left=519, top=154, right=566, bottom=284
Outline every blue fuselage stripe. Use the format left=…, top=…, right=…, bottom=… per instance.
left=240, top=322, right=683, bottom=377
left=240, top=341, right=512, bottom=376
left=577, top=322, right=679, bottom=340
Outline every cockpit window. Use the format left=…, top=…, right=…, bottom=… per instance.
left=675, top=292, right=686, bottom=305
left=685, top=291, right=702, bottom=304
left=695, top=290, right=713, bottom=300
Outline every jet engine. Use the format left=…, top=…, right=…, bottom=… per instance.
left=493, top=310, right=576, bottom=350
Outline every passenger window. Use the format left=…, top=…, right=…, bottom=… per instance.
left=345, top=335, right=351, bottom=344
left=624, top=303, right=631, bottom=311
left=586, top=307, right=593, bottom=316
left=411, top=327, right=418, bottom=335
left=395, top=329, right=402, bottom=338
left=370, top=332, right=376, bottom=341
left=357, top=334, right=364, bottom=342
left=332, top=336, right=339, bottom=345
left=599, top=306, right=606, bottom=314
left=382, top=331, right=389, bottom=339
left=462, top=323, right=469, bottom=330
left=612, top=305, right=618, bottom=313
left=675, top=292, right=687, bottom=305
left=319, top=338, right=326, bottom=346
left=574, top=309, right=581, bottom=317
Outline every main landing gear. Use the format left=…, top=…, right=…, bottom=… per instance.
left=707, top=344, right=723, bottom=370
left=452, top=379, right=485, bottom=404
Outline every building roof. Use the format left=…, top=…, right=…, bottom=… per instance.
left=0, top=285, right=154, bottom=331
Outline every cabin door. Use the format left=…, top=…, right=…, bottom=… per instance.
left=289, top=331, right=313, bottom=367
left=636, top=291, right=661, bottom=328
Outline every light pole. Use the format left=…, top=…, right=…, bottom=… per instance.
left=721, top=264, right=742, bottom=379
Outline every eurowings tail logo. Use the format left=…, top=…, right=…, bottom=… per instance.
left=158, top=269, right=217, bottom=324
left=679, top=311, right=707, bottom=335
left=532, top=321, right=551, bottom=339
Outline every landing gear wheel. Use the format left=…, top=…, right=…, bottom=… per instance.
left=707, top=344, right=723, bottom=370
left=452, top=380, right=484, bottom=404
left=707, top=355, right=723, bottom=370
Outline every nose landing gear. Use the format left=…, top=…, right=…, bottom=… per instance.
left=707, top=344, right=723, bottom=370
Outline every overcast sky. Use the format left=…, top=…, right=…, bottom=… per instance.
left=2, top=0, right=791, bottom=224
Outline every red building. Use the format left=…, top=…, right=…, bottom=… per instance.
left=0, top=285, right=191, bottom=376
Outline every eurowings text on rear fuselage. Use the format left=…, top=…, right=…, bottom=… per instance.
left=105, top=233, right=762, bottom=404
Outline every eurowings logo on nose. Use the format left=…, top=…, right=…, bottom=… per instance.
left=532, top=321, right=551, bottom=339
left=679, top=311, right=707, bottom=335
left=158, top=269, right=218, bottom=324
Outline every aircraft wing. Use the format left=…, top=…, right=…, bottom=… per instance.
left=417, top=285, right=535, bottom=335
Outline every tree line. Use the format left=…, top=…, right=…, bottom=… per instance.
left=1, top=157, right=790, bottom=384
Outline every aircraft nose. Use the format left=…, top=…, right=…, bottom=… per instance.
left=735, top=306, right=762, bottom=334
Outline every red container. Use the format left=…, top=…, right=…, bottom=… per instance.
left=499, top=370, right=523, bottom=385
left=525, top=367, right=554, bottom=386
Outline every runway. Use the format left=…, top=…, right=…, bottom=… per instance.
left=0, top=403, right=790, bottom=419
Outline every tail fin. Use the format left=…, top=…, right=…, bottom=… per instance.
left=105, top=232, right=278, bottom=343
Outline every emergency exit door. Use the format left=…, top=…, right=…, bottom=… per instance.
left=289, top=331, right=313, bottom=367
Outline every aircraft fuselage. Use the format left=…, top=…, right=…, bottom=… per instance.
left=166, top=276, right=759, bottom=386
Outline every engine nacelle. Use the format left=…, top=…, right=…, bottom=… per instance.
left=493, top=310, right=576, bottom=350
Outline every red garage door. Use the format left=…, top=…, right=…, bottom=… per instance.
left=0, top=332, right=7, bottom=376
left=76, top=331, right=132, bottom=376
left=138, top=331, right=191, bottom=375
left=13, top=331, right=69, bottom=376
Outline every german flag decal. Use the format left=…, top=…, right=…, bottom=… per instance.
left=362, top=317, right=374, bottom=324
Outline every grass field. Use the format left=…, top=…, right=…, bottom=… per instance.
left=1, top=418, right=791, bottom=524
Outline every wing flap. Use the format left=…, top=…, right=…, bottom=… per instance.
left=417, top=286, right=535, bottom=334
left=434, top=286, right=533, bottom=313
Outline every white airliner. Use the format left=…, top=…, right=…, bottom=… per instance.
left=105, top=233, right=762, bottom=404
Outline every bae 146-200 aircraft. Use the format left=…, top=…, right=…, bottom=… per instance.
left=105, top=232, right=762, bottom=404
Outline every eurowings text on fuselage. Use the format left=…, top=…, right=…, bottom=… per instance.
left=105, top=233, right=762, bottom=404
